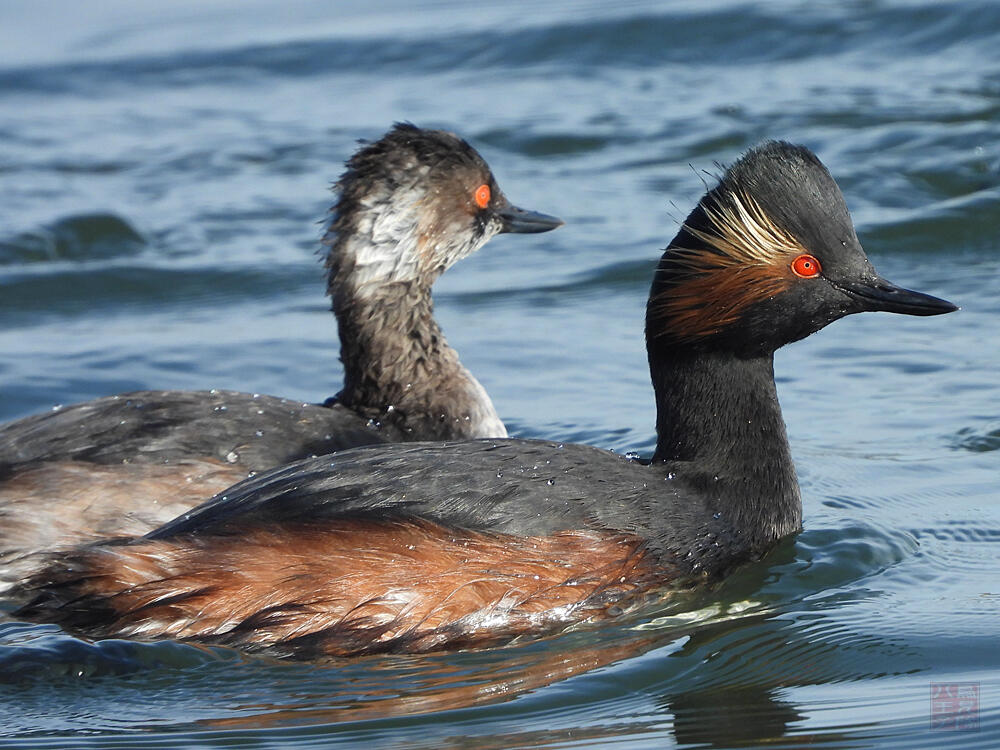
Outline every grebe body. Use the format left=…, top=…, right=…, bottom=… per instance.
left=0, top=124, right=562, bottom=582
left=12, top=142, right=955, bottom=657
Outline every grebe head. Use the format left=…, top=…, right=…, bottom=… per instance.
left=324, top=122, right=562, bottom=296
left=647, top=141, right=956, bottom=356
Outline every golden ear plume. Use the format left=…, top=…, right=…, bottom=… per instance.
left=650, top=188, right=807, bottom=342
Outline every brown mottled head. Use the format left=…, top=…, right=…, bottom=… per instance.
left=646, top=142, right=955, bottom=355
left=324, top=123, right=562, bottom=298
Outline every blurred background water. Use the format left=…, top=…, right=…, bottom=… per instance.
left=0, top=0, right=998, bottom=747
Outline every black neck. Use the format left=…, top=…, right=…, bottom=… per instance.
left=648, top=346, right=802, bottom=544
left=331, top=281, right=502, bottom=440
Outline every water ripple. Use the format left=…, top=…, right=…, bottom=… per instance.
left=2, top=2, right=999, bottom=95
left=0, top=213, right=144, bottom=265
left=953, top=422, right=1000, bottom=453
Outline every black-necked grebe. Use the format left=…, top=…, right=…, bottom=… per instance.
left=12, top=142, right=955, bottom=657
left=0, top=124, right=561, bottom=583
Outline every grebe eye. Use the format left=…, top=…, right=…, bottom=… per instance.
left=474, top=184, right=491, bottom=209
left=791, top=254, right=822, bottom=278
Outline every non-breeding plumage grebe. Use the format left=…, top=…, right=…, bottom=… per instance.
left=12, top=142, right=956, bottom=658
left=0, top=124, right=561, bottom=583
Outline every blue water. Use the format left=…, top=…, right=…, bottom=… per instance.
left=1, top=1, right=998, bottom=747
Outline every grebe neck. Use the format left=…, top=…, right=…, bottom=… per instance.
left=332, top=279, right=505, bottom=439
left=649, top=347, right=802, bottom=542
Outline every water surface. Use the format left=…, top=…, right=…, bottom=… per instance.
left=1, top=1, right=998, bottom=747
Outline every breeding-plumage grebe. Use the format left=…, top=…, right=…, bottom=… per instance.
left=12, top=142, right=955, bottom=657
left=0, top=124, right=561, bottom=583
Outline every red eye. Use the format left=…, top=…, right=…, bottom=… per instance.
left=791, top=254, right=822, bottom=278
left=474, top=184, right=491, bottom=209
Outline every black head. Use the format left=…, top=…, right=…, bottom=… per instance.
left=324, top=123, right=562, bottom=290
left=646, top=141, right=956, bottom=356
